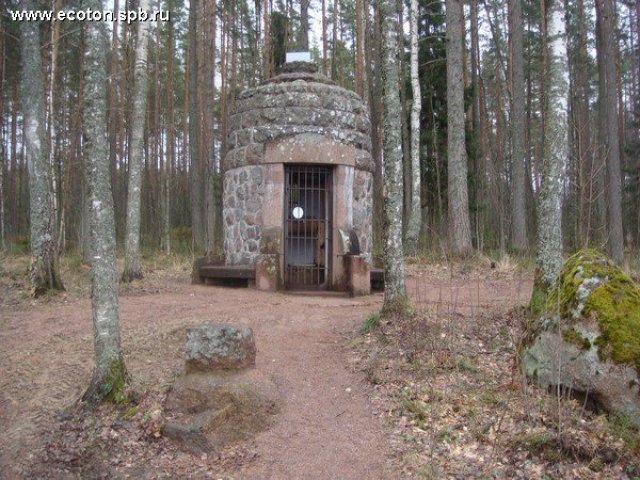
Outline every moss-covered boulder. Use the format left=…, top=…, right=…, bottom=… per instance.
left=523, top=249, right=640, bottom=424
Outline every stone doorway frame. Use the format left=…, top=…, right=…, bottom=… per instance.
left=283, top=164, right=333, bottom=290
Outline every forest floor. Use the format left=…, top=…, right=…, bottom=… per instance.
left=0, top=253, right=639, bottom=479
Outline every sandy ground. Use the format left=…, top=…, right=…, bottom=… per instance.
left=0, top=263, right=533, bottom=479
left=1, top=277, right=392, bottom=479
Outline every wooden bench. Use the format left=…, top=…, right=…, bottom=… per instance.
left=197, top=265, right=256, bottom=287
left=195, top=262, right=385, bottom=291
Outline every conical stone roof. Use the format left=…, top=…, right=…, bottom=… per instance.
left=224, top=62, right=372, bottom=173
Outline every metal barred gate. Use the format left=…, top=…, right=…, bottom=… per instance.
left=284, top=165, right=332, bottom=289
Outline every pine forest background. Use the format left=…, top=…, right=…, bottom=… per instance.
left=0, top=0, right=639, bottom=265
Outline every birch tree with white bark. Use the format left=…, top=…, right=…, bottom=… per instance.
left=21, top=0, right=65, bottom=296
left=82, top=0, right=129, bottom=404
left=378, top=0, right=407, bottom=314
left=122, top=0, right=152, bottom=282
left=532, top=0, right=569, bottom=307
left=404, top=0, right=422, bottom=256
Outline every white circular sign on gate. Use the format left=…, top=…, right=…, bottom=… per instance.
left=292, top=206, right=304, bottom=220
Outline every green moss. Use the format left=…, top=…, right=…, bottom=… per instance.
left=587, top=278, right=640, bottom=371
left=545, top=249, right=613, bottom=319
left=538, top=249, right=640, bottom=374
left=528, top=274, right=549, bottom=319
left=101, top=357, right=130, bottom=403
left=83, top=356, right=131, bottom=406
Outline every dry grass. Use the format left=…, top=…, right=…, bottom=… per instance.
left=0, top=251, right=194, bottom=307
left=353, top=259, right=640, bottom=479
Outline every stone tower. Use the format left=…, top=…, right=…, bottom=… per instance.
left=222, top=61, right=373, bottom=293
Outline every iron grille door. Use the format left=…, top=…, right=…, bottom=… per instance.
left=284, top=165, right=332, bottom=289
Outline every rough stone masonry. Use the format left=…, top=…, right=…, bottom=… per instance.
left=222, top=62, right=374, bottom=274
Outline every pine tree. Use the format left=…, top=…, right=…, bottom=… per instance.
left=510, top=0, right=528, bottom=251
left=446, top=0, right=473, bottom=254
left=189, top=0, right=205, bottom=254
left=299, top=0, right=310, bottom=50
left=596, top=0, right=624, bottom=264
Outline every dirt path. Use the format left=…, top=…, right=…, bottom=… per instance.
left=0, top=279, right=395, bottom=479
left=0, top=266, right=531, bottom=480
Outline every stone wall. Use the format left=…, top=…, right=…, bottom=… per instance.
left=223, top=165, right=265, bottom=265
left=353, top=170, right=373, bottom=264
left=222, top=63, right=374, bottom=284
left=224, top=71, right=373, bottom=174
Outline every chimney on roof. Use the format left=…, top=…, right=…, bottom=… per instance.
left=281, top=51, right=318, bottom=74
left=286, top=52, right=311, bottom=63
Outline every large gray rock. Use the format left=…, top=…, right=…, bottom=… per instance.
left=185, top=323, right=256, bottom=373
left=523, top=250, right=640, bottom=425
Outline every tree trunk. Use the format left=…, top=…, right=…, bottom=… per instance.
left=9, top=81, right=18, bottom=239
left=75, top=27, right=91, bottom=264
left=509, top=0, right=528, bottom=251
left=533, top=0, right=568, bottom=303
left=21, top=0, right=64, bottom=296
left=81, top=0, right=128, bottom=405
left=369, top=5, right=384, bottom=253
left=596, top=0, right=624, bottom=264
left=397, top=0, right=411, bottom=234
left=378, top=0, right=407, bottom=314
left=299, top=0, right=309, bottom=50
left=117, top=15, right=128, bottom=194
left=0, top=142, right=3, bottom=252
left=404, top=0, right=421, bottom=256
left=190, top=0, right=205, bottom=254
left=575, top=0, right=594, bottom=248
left=594, top=6, right=608, bottom=246
left=206, top=0, right=219, bottom=257
left=0, top=146, right=4, bottom=251
left=108, top=0, right=119, bottom=228
left=122, top=0, right=152, bottom=282
left=263, top=0, right=271, bottom=78
left=446, top=0, right=473, bottom=254
left=355, top=0, right=364, bottom=97
left=322, top=0, right=328, bottom=75
left=469, top=0, right=482, bottom=246
left=332, top=0, right=339, bottom=80
left=152, top=17, right=161, bottom=245
left=164, top=0, right=175, bottom=255
left=48, top=0, right=62, bottom=249
left=0, top=15, right=4, bottom=252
